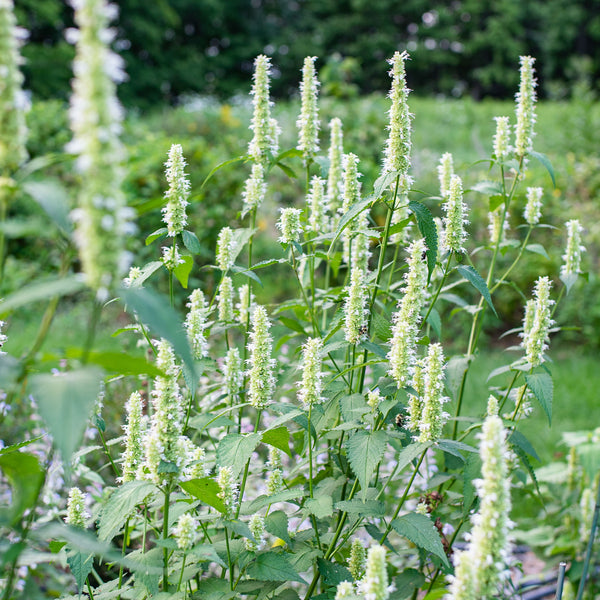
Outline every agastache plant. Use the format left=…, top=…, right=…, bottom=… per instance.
left=493, top=116, right=511, bottom=160
left=524, top=186, right=543, bottom=226
left=121, top=391, right=146, bottom=482
left=514, top=56, right=537, bottom=158
left=442, top=174, right=468, bottom=254
left=67, top=0, right=134, bottom=297
left=561, top=219, right=585, bottom=277
left=246, top=305, right=277, bottom=409
left=307, top=176, right=327, bottom=234
left=297, top=337, right=325, bottom=408
left=521, top=276, right=554, bottom=367
left=185, top=288, right=210, bottom=359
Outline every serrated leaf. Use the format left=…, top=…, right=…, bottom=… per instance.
left=408, top=200, right=437, bottom=279
left=393, top=569, right=426, bottom=600
left=456, top=265, right=497, bottom=317
left=346, top=430, right=388, bottom=499
left=200, top=155, right=247, bottom=192
left=317, top=557, right=352, bottom=587
left=230, top=264, right=263, bottom=286
left=180, top=477, right=227, bottom=513
left=244, top=488, right=303, bottom=513
left=224, top=518, right=255, bottom=540
left=525, top=372, right=553, bottom=425
left=0, top=275, right=86, bottom=315
left=339, top=394, right=369, bottom=422
left=189, top=543, right=227, bottom=567
left=173, top=254, right=194, bottom=289
left=98, top=481, right=156, bottom=541
left=145, top=227, right=168, bottom=245
left=373, top=170, right=399, bottom=199
left=182, top=230, right=202, bottom=254
left=23, top=179, right=72, bottom=233
left=247, top=552, right=306, bottom=584
left=305, top=496, right=334, bottom=519
left=120, top=286, right=197, bottom=394
left=0, top=451, right=44, bottom=526
left=372, top=312, right=392, bottom=342
left=217, top=433, right=262, bottom=478
left=395, top=443, right=430, bottom=474
left=334, top=498, right=385, bottom=517
left=530, top=151, right=556, bottom=188
left=29, top=368, right=103, bottom=464
left=264, top=510, right=291, bottom=544
left=262, top=426, right=291, bottom=457
left=509, top=430, right=540, bottom=463
left=360, top=339, right=387, bottom=359
left=67, top=550, right=94, bottom=593
left=437, top=439, right=478, bottom=462
left=391, top=513, right=449, bottom=567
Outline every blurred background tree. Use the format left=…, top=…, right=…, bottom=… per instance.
left=15, top=0, right=600, bottom=108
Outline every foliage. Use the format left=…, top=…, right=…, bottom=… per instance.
left=0, top=7, right=598, bottom=600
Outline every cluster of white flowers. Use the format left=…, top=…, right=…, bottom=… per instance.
left=217, top=465, right=239, bottom=517
left=327, top=118, right=344, bottom=226
left=523, top=186, right=543, bottom=226
left=242, top=162, right=266, bottom=217
left=162, top=144, right=190, bottom=236
left=121, top=391, right=147, bottom=482
left=246, top=305, right=277, bottom=409
left=248, top=55, right=279, bottom=162
left=561, top=219, right=585, bottom=278
left=521, top=276, right=554, bottom=367
left=277, top=207, right=303, bottom=244
left=297, top=56, right=320, bottom=163
left=442, top=174, right=468, bottom=254
left=216, top=226, right=236, bottom=272
left=67, top=0, right=134, bottom=297
left=514, top=56, right=537, bottom=157
left=185, top=288, right=210, bottom=359
left=388, top=239, right=428, bottom=386
left=297, top=337, right=325, bottom=408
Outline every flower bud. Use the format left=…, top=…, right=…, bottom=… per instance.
left=437, top=153, right=454, bottom=199
left=185, top=288, right=210, bottom=359
left=218, top=275, right=234, bottom=322
left=217, top=465, right=238, bottom=517
left=173, top=513, right=199, bottom=550
left=349, top=538, right=366, bottom=580
left=561, top=219, right=585, bottom=277
left=358, top=545, right=391, bottom=600
left=344, top=266, right=368, bottom=344
left=121, top=391, right=147, bottom=482
left=493, top=116, right=511, bottom=160
left=65, top=487, right=88, bottom=528
left=242, top=162, right=266, bottom=217
left=245, top=513, right=266, bottom=551
left=443, top=174, right=468, bottom=254
left=224, top=347, right=243, bottom=400
left=307, top=176, right=327, bottom=234
left=216, top=226, right=236, bottom=272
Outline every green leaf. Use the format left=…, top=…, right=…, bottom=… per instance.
left=275, top=161, right=297, bottom=179
left=346, top=430, right=388, bottom=499
left=230, top=264, right=263, bottom=286
left=456, top=265, right=497, bottom=317
left=200, top=155, right=247, bottom=192
left=462, top=453, right=481, bottom=517
left=393, top=569, right=426, bottom=600
left=525, top=372, right=553, bottom=425
left=264, top=510, right=291, bottom=544
left=217, top=433, right=262, bottom=478
left=339, top=394, right=369, bottom=422
left=391, top=513, right=449, bottom=567
left=0, top=275, right=86, bottom=315
left=23, top=179, right=72, bottom=234
left=509, top=430, right=540, bottom=462
left=530, top=151, right=556, bottom=188
left=247, top=552, right=306, bottom=584
left=173, top=254, right=194, bottom=289
left=65, top=349, right=162, bottom=377
left=0, top=451, right=44, bottom=526
left=373, top=170, right=399, bottom=199
left=145, top=227, right=168, bottom=245
left=67, top=550, right=94, bottom=593
left=560, top=272, right=579, bottom=294
left=408, top=200, right=437, bottom=279
left=437, top=439, right=478, bottom=462
left=470, top=181, right=503, bottom=195
left=182, top=230, right=202, bottom=254
left=304, top=496, right=334, bottom=519
left=445, top=356, right=469, bottom=400
left=488, top=195, right=504, bottom=212
left=126, top=261, right=162, bottom=287
left=330, top=197, right=373, bottom=250
left=120, top=286, right=196, bottom=394
left=261, top=426, right=291, bottom=457
left=189, top=543, right=227, bottom=567
left=317, top=558, right=352, bottom=587
left=98, top=481, right=156, bottom=541
left=372, top=312, right=392, bottom=342
left=279, top=317, right=308, bottom=336
left=29, top=367, right=104, bottom=464
left=425, top=308, right=442, bottom=339
left=360, top=339, right=387, bottom=359
left=223, top=518, right=255, bottom=541
left=244, top=488, right=304, bottom=513
left=395, top=443, right=430, bottom=474
left=525, top=243, right=550, bottom=260
left=334, top=498, right=385, bottom=517
left=180, top=478, right=227, bottom=513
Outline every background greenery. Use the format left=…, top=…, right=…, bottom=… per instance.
left=15, top=0, right=600, bottom=108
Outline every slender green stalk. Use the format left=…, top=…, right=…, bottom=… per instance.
left=307, top=404, right=322, bottom=550
left=555, top=562, right=567, bottom=600
left=575, top=476, right=600, bottom=600
left=235, top=409, right=262, bottom=519
left=0, top=185, right=10, bottom=290
left=177, top=554, right=187, bottom=592
left=162, top=488, right=171, bottom=591
left=290, top=246, right=319, bottom=336
left=117, top=518, right=129, bottom=598
left=82, top=300, right=103, bottom=365
left=490, top=226, right=533, bottom=294
left=98, top=428, right=119, bottom=477
left=379, top=450, right=427, bottom=545
left=421, top=252, right=453, bottom=326
left=86, top=579, right=95, bottom=599
left=224, top=528, right=234, bottom=590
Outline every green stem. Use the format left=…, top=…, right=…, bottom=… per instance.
left=290, top=247, right=319, bottom=336
left=307, top=404, right=322, bottom=551
left=575, top=476, right=600, bottom=600
left=379, top=450, right=427, bottom=545
left=117, top=518, right=129, bottom=598
left=235, top=409, right=262, bottom=519
left=177, top=554, right=187, bottom=592
left=0, top=184, right=11, bottom=291
left=422, top=252, right=453, bottom=327
left=86, top=579, right=95, bottom=599
left=224, top=528, right=234, bottom=590
left=490, top=226, right=533, bottom=294
left=98, top=427, right=120, bottom=478
left=82, top=299, right=102, bottom=365
left=162, top=488, right=171, bottom=591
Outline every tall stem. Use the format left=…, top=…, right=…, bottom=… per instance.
left=162, top=488, right=171, bottom=591
left=575, top=476, right=600, bottom=600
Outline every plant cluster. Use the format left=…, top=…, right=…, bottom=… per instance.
left=0, top=1, right=597, bottom=599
